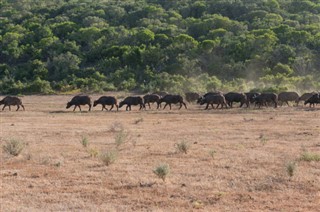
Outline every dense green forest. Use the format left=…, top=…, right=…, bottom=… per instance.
left=1, top=0, right=320, bottom=94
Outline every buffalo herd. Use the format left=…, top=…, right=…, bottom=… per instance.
left=0, top=91, right=319, bottom=112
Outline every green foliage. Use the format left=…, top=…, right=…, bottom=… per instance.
left=175, top=141, right=190, bottom=154
left=300, top=152, right=320, bottom=162
left=3, top=139, right=25, bottom=156
left=0, top=0, right=320, bottom=94
left=100, top=150, right=118, bottom=166
left=286, top=161, right=296, bottom=177
left=153, top=164, right=170, bottom=182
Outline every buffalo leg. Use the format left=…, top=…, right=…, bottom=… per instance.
left=16, top=105, right=20, bottom=111
left=182, top=102, right=187, bottom=109
left=205, top=103, right=209, bottom=110
left=73, top=105, right=76, bottom=111
left=163, top=103, right=168, bottom=109
left=88, top=104, right=91, bottom=111
left=9, top=105, right=11, bottom=111
left=110, top=105, right=114, bottom=111
left=2, top=105, right=6, bottom=111
left=169, top=104, right=172, bottom=110
left=21, top=104, right=25, bottom=111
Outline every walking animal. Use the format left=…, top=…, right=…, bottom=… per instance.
left=199, top=94, right=228, bottom=109
left=253, top=93, right=278, bottom=108
left=304, top=93, right=320, bottom=107
left=93, top=96, right=118, bottom=111
left=185, top=92, right=200, bottom=103
left=0, top=96, right=25, bottom=111
left=224, top=92, right=248, bottom=108
left=119, top=96, right=145, bottom=111
left=157, top=94, right=187, bottom=110
left=143, top=94, right=160, bottom=109
left=278, top=91, right=299, bottom=106
left=66, top=95, right=92, bottom=111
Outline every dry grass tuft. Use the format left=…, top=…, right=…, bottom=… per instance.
left=3, top=139, right=25, bottom=156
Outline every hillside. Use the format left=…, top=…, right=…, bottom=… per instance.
left=1, top=0, right=320, bottom=94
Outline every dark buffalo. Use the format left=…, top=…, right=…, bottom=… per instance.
left=197, top=92, right=223, bottom=104
left=66, top=95, right=91, bottom=111
left=157, top=94, right=187, bottom=110
left=119, top=96, right=145, bottom=111
left=200, top=94, right=228, bottom=109
left=224, top=92, right=248, bottom=108
left=278, top=91, right=299, bottom=106
left=296, top=92, right=317, bottom=106
left=185, top=92, right=200, bottom=103
left=93, top=96, right=118, bottom=111
left=253, top=93, right=278, bottom=108
left=143, top=94, right=160, bottom=109
left=304, top=93, right=320, bottom=107
left=0, top=96, right=25, bottom=111
left=245, top=92, right=260, bottom=106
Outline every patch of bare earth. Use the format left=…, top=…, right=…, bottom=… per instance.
left=1, top=95, right=320, bottom=211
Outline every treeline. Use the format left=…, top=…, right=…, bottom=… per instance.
left=0, top=0, right=320, bottom=94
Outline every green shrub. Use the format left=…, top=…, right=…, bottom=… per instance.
left=175, top=141, right=190, bottom=154
left=153, top=164, right=170, bottom=182
left=3, top=139, right=25, bottom=156
left=100, top=150, right=118, bottom=166
left=80, top=136, right=89, bottom=148
left=300, top=152, right=320, bottom=162
left=286, top=162, right=296, bottom=177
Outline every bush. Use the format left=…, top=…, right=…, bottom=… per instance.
left=100, top=150, right=118, bottom=166
left=286, top=161, right=296, bottom=177
left=153, top=164, right=170, bottom=182
left=175, top=141, right=190, bottom=154
left=300, top=152, right=320, bottom=162
left=3, top=139, right=24, bottom=156
left=115, top=129, right=128, bottom=148
left=80, top=136, right=89, bottom=148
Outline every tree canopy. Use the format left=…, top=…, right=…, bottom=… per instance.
left=0, top=0, right=320, bottom=94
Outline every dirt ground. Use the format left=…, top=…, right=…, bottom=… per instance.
left=1, top=95, right=320, bottom=211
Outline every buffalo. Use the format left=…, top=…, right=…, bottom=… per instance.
left=224, top=92, right=248, bottom=108
left=66, top=95, right=92, bottom=111
left=200, top=94, right=228, bottom=109
left=197, top=92, right=223, bottom=104
left=143, top=94, right=160, bottom=109
left=185, top=92, right=200, bottom=103
left=304, top=93, right=320, bottom=107
left=93, top=96, right=118, bottom=111
left=278, top=91, right=299, bottom=106
left=119, top=96, right=145, bottom=111
left=296, top=92, right=317, bottom=106
left=253, top=93, right=278, bottom=108
left=0, top=96, right=25, bottom=111
left=157, top=94, right=187, bottom=110
left=245, top=92, right=260, bottom=106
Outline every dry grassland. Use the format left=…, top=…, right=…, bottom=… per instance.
left=1, top=95, right=320, bottom=211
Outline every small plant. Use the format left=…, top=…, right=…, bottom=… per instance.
left=109, top=121, right=124, bottom=132
left=87, top=148, right=99, bottom=158
left=208, top=149, right=216, bottom=159
left=300, top=152, right=320, bottom=162
left=115, top=129, right=128, bottom=148
left=286, top=161, right=296, bottom=177
left=100, top=150, right=118, bottom=166
left=259, top=134, right=268, bottom=145
left=3, top=139, right=24, bottom=156
left=80, top=136, right=89, bottom=148
left=134, top=117, right=144, bottom=124
left=153, top=164, right=170, bottom=182
left=175, top=141, right=190, bottom=154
